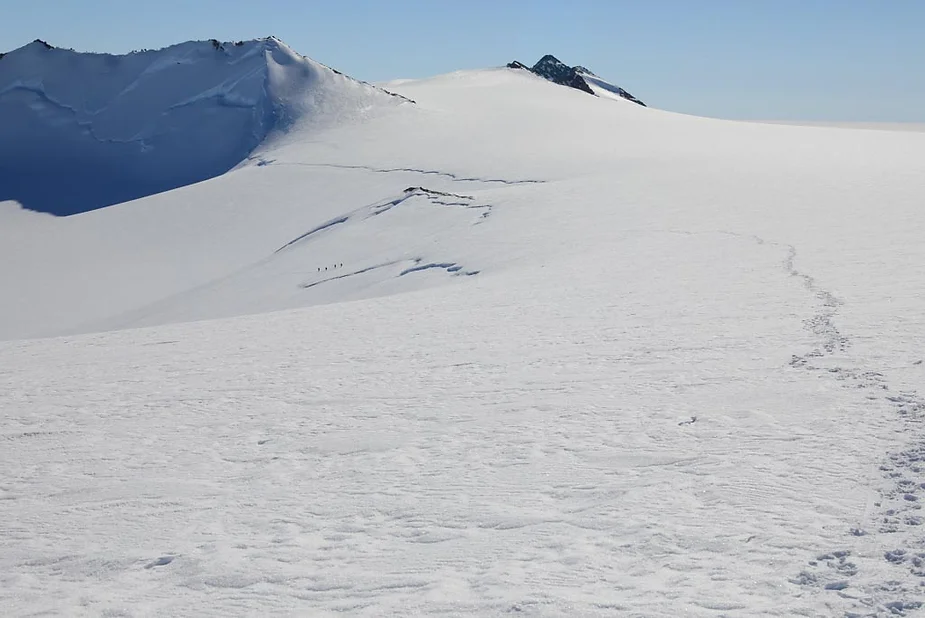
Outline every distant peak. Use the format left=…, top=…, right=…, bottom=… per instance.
left=529, top=54, right=594, bottom=96
left=533, top=54, right=566, bottom=68
left=2, top=36, right=299, bottom=60
left=505, top=53, right=645, bottom=107
left=6, top=39, right=56, bottom=54
left=183, top=37, right=291, bottom=55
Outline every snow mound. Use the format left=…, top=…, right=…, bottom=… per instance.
left=0, top=38, right=409, bottom=215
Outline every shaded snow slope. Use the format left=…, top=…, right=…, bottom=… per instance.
left=4, top=53, right=925, bottom=616
left=0, top=38, right=407, bottom=215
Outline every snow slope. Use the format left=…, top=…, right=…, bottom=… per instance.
left=576, top=67, right=646, bottom=105
left=759, top=120, right=925, bottom=132
left=0, top=38, right=407, bottom=215
left=4, top=43, right=925, bottom=616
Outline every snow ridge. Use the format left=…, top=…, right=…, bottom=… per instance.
left=0, top=37, right=409, bottom=215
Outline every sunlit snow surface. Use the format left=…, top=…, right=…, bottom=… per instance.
left=3, top=53, right=925, bottom=616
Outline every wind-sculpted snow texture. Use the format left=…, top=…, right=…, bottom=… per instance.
left=3, top=41, right=925, bottom=617
left=0, top=38, right=407, bottom=215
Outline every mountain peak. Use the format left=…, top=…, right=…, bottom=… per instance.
left=529, top=55, right=594, bottom=95
left=0, top=38, right=411, bottom=215
left=3, top=37, right=302, bottom=63
left=534, top=54, right=564, bottom=66
left=0, top=39, right=55, bottom=59
left=28, top=39, right=54, bottom=51
left=507, top=54, right=644, bottom=107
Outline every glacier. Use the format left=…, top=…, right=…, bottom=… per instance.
left=3, top=38, right=925, bottom=617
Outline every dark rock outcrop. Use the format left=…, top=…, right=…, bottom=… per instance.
left=506, top=54, right=645, bottom=107
left=530, top=55, right=595, bottom=95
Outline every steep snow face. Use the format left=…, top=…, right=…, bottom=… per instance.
left=0, top=38, right=407, bottom=215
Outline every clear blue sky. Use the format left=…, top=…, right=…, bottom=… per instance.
left=2, top=0, right=923, bottom=121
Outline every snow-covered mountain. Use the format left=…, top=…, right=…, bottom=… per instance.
left=508, top=54, right=645, bottom=105
left=4, top=38, right=925, bottom=617
left=0, top=37, right=409, bottom=215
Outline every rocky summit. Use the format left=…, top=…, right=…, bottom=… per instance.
left=507, top=54, right=645, bottom=106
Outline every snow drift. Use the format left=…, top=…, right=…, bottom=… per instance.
left=0, top=38, right=409, bottom=215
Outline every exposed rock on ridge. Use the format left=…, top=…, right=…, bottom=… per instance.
left=507, top=54, right=645, bottom=106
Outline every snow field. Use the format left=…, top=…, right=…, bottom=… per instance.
left=3, top=40, right=925, bottom=616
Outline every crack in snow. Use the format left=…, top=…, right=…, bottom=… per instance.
left=399, top=261, right=479, bottom=277
left=249, top=158, right=545, bottom=186
left=275, top=187, right=491, bottom=255
left=299, top=260, right=404, bottom=289
left=274, top=216, right=350, bottom=253
left=2, top=83, right=156, bottom=148
left=299, top=258, right=478, bottom=290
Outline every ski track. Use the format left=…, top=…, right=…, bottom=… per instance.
left=627, top=227, right=925, bottom=614
left=1, top=227, right=915, bottom=617
left=718, top=230, right=925, bottom=616
left=2, top=227, right=921, bottom=616
left=780, top=242, right=925, bottom=616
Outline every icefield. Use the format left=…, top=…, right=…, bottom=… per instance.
left=2, top=38, right=925, bottom=616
